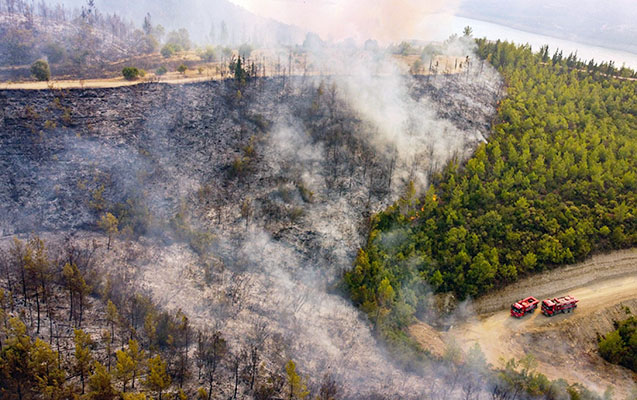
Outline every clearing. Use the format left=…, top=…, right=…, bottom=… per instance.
left=0, top=53, right=468, bottom=90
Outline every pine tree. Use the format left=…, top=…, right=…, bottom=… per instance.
left=29, top=338, right=65, bottom=398
left=127, top=339, right=145, bottom=389
left=73, top=329, right=94, bottom=394
left=99, top=213, right=119, bottom=250
left=22, top=236, right=51, bottom=334
left=101, top=331, right=112, bottom=372
left=0, top=317, right=65, bottom=399
left=199, top=331, right=227, bottom=400
left=0, top=289, right=6, bottom=348
left=85, top=362, right=118, bottom=400
left=142, top=13, right=152, bottom=36
left=285, top=360, right=309, bottom=400
left=63, top=263, right=91, bottom=326
left=174, top=311, right=190, bottom=387
left=11, top=239, right=29, bottom=310
left=0, top=317, right=35, bottom=399
left=145, top=355, right=171, bottom=400
left=106, top=300, right=119, bottom=343
left=122, top=394, right=147, bottom=400
left=375, top=277, right=395, bottom=325
left=115, top=349, right=135, bottom=392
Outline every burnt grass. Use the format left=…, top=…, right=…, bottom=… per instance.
left=0, top=74, right=500, bottom=261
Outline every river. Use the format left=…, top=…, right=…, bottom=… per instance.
left=425, top=14, right=637, bottom=70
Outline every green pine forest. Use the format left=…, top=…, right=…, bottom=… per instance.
left=345, top=40, right=637, bottom=336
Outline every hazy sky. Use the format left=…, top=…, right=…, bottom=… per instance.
left=60, top=0, right=636, bottom=55
left=228, top=0, right=459, bottom=42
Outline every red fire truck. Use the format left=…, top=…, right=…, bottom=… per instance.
left=510, top=296, right=539, bottom=318
left=541, top=295, right=579, bottom=317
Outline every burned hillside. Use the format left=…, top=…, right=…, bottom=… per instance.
left=0, top=72, right=500, bottom=239
left=0, top=67, right=502, bottom=396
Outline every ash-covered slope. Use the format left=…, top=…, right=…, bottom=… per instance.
left=0, top=73, right=499, bottom=240
left=0, top=67, right=501, bottom=395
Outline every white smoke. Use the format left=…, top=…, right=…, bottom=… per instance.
left=231, top=0, right=459, bottom=43
left=134, top=42, right=501, bottom=396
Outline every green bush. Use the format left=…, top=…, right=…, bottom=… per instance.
left=169, top=208, right=214, bottom=257
left=160, top=44, right=177, bottom=58
left=177, top=64, right=188, bottom=74
left=156, top=66, right=167, bottom=75
left=122, top=66, right=142, bottom=80
left=30, top=59, right=50, bottom=81
left=598, top=314, right=637, bottom=371
left=230, top=157, right=247, bottom=177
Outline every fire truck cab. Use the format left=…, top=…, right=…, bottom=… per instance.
left=541, top=295, right=578, bottom=317
left=511, top=296, right=539, bottom=318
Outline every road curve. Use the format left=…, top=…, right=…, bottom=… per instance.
left=449, top=249, right=637, bottom=398
left=471, top=248, right=637, bottom=314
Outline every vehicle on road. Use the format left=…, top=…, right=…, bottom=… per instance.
left=541, top=295, right=579, bottom=317
left=511, top=296, right=539, bottom=318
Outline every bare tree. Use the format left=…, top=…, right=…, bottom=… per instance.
left=318, top=373, right=341, bottom=400
left=246, top=320, right=269, bottom=392
left=230, top=350, right=242, bottom=399
left=197, top=330, right=228, bottom=400
left=174, top=310, right=191, bottom=388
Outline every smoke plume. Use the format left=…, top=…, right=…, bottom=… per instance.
left=231, top=0, right=459, bottom=43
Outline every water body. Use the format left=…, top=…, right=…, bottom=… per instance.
left=425, top=14, right=637, bottom=70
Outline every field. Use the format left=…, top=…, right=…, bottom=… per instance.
left=0, top=49, right=468, bottom=90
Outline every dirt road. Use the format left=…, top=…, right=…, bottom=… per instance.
left=410, top=249, right=637, bottom=398
left=0, top=54, right=466, bottom=90
left=471, top=248, right=637, bottom=314
left=0, top=73, right=224, bottom=90
left=450, top=249, right=637, bottom=398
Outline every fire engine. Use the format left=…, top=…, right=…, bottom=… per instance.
left=541, top=295, right=578, bottom=317
left=510, top=296, right=539, bottom=318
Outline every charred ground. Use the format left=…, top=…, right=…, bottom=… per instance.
left=0, top=73, right=499, bottom=240
left=0, top=70, right=503, bottom=398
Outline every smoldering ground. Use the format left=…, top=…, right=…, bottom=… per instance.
left=0, top=36, right=502, bottom=397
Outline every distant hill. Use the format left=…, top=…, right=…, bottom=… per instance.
left=61, top=0, right=305, bottom=45
left=0, top=10, right=150, bottom=70
left=459, top=0, right=637, bottom=54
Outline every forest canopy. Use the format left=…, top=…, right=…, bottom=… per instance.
left=345, top=39, right=637, bottom=336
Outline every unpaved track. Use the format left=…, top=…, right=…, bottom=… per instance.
left=448, top=249, right=637, bottom=398
left=472, top=248, right=637, bottom=314
left=0, top=55, right=466, bottom=90
left=0, top=75, right=221, bottom=90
